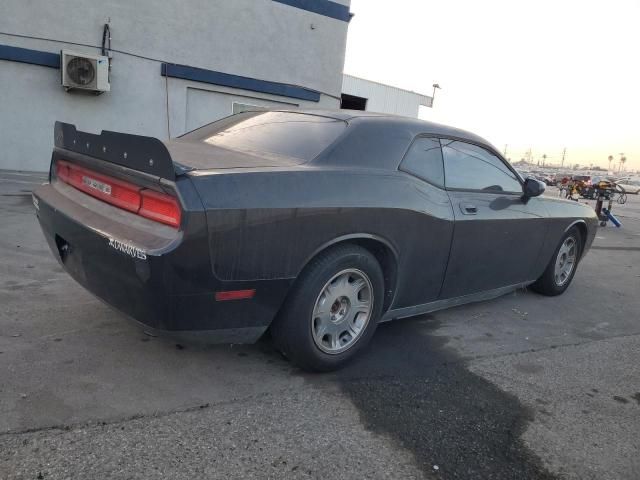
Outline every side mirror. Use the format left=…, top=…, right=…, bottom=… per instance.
left=523, top=177, right=545, bottom=198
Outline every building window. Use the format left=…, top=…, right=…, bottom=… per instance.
left=340, top=94, right=367, bottom=111
left=232, top=102, right=269, bottom=115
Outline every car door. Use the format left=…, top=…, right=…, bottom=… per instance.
left=397, top=136, right=455, bottom=305
left=439, top=139, right=548, bottom=299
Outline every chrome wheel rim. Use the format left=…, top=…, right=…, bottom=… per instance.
left=554, top=236, right=577, bottom=286
left=311, top=269, right=373, bottom=355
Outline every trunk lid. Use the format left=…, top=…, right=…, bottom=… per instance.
left=51, top=122, right=185, bottom=230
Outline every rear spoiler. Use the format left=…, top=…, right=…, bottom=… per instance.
left=54, top=122, right=176, bottom=180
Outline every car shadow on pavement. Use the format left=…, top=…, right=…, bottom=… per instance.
left=322, top=316, right=557, bottom=480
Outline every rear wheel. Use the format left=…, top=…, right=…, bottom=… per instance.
left=271, top=244, right=384, bottom=372
left=531, top=227, right=582, bottom=296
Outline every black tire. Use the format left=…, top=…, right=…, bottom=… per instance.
left=531, top=227, right=582, bottom=296
left=271, top=244, right=384, bottom=372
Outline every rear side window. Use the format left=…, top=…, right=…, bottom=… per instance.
left=399, top=137, right=445, bottom=187
left=190, top=111, right=346, bottom=161
left=441, top=140, right=522, bottom=193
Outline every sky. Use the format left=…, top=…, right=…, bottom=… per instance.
left=343, top=0, right=640, bottom=172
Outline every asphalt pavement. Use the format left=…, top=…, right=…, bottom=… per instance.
left=1, top=171, right=639, bottom=479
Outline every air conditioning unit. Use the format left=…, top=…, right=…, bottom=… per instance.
left=61, top=50, right=110, bottom=94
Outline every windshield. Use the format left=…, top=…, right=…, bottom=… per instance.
left=184, top=111, right=346, bottom=162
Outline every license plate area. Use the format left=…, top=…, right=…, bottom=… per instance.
left=82, top=175, right=112, bottom=195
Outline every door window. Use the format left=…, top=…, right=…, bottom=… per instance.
left=442, top=140, right=522, bottom=193
left=399, top=137, right=445, bottom=187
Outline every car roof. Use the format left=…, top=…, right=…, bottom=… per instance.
left=267, top=109, right=504, bottom=170
left=277, top=108, right=494, bottom=149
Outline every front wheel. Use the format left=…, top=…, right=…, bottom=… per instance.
left=531, top=227, right=582, bottom=296
left=271, top=244, right=384, bottom=372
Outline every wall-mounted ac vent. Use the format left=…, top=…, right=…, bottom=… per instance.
left=61, top=50, right=110, bottom=93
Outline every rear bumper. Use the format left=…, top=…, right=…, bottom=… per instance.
left=124, top=320, right=268, bottom=345
left=33, top=182, right=291, bottom=343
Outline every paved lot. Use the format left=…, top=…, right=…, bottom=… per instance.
left=1, top=171, right=639, bottom=479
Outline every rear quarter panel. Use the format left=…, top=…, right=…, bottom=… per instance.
left=190, top=168, right=454, bottom=309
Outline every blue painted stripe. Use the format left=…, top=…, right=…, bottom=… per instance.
left=161, top=63, right=321, bottom=102
left=272, top=0, right=351, bottom=22
left=0, top=44, right=60, bottom=68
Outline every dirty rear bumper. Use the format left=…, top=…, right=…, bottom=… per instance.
left=33, top=182, right=291, bottom=344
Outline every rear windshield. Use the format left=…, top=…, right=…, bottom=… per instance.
left=183, top=111, right=346, bottom=161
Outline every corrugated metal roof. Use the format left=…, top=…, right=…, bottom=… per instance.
left=342, top=74, right=432, bottom=118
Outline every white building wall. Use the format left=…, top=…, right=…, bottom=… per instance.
left=0, top=0, right=351, bottom=171
left=342, top=74, right=432, bottom=118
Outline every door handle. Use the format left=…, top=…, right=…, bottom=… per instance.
left=460, top=203, right=478, bottom=215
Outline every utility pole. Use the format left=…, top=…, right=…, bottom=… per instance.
left=561, top=148, right=566, bottom=168
left=431, top=83, right=441, bottom=108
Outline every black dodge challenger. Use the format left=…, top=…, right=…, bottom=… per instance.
left=33, top=110, right=598, bottom=371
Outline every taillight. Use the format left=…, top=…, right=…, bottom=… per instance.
left=56, top=162, right=71, bottom=183
left=55, top=160, right=181, bottom=228
left=66, top=162, right=141, bottom=213
left=139, top=189, right=181, bottom=228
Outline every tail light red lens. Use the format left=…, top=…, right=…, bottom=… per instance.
left=56, top=162, right=71, bottom=183
left=139, top=189, right=181, bottom=228
left=60, top=161, right=141, bottom=213
left=55, top=160, right=181, bottom=228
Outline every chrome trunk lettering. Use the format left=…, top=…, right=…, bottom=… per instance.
left=107, top=237, right=147, bottom=260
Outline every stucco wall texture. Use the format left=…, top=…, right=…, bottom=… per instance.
left=0, top=0, right=350, bottom=171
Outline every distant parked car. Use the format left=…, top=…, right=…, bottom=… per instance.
left=534, top=174, right=555, bottom=186
left=617, top=179, right=640, bottom=194
left=555, top=173, right=572, bottom=186
left=33, top=110, right=599, bottom=371
left=572, top=175, right=592, bottom=185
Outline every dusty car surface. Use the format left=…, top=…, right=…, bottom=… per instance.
left=33, top=110, right=598, bottom=371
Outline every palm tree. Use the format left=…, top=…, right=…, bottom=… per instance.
left=608, top=155, right=614, bottom=172
left=620, top=156, right=627, bottom=172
